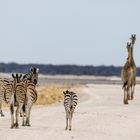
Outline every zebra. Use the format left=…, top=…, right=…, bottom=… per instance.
left=8, top=73, right=27, bottom=128
left=19, top=67, right=39, bottom=117
left=0, top=77, right=22, bottom=117
left=25, top=81, right=37, bottom=126
left=5, top=72, right=38, bottom=128
left=63, top=90, right=78, bottom=131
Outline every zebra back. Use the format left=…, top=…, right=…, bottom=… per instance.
left=4, top=74, right=23, bottom=104
left=64, top=90, right=78, bottom=112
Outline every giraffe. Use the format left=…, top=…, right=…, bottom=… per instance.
left=121, top=34, right=136, bottom=104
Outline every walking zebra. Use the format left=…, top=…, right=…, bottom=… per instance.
left=0, top=77, right=20, bottom=117
left=63, top=90, right=78, bottom=131
left=20, top=67, right=39, bottom=117
left=25, top=81, right=37, bottom=126
left=8, top=73, right=27, bottom=128
left=8, top=72, right=38, bottom=128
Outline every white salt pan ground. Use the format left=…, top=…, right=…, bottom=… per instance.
left=0, top=84, right=140, bottom=140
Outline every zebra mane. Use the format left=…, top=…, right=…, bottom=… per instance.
left=22, top=67, right=36, bottom=80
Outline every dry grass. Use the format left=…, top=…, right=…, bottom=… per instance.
left=2, top=83, right=77, bottom=107
left=35, top=84, right=73, bottom=105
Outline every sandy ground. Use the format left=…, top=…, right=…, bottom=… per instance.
left=0, top=84, right=140, bottom=140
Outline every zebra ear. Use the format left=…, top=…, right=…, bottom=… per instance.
left=12, top=73, right=15, bottom=79
left=12, top=73, right=16, bottom=79
left=30, top=67, right=33, bottom=71
left=63, top=91, right=66, bottom=95
left=31, top=67, right=36, bottom=73
left=66, top=90, right=69, bottom=93
left=19, top=74, right=22, bottom=79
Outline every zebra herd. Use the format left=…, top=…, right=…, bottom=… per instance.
left=0, top=67, right=39, bottom=128
left=0, top=67, right=78, bottom=130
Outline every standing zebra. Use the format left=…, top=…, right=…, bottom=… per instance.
left=63, top=90, right=78, bottom=131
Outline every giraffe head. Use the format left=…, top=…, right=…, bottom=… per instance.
left=126, top=42, right=132, bottom=52
left=130, top=34, right=136, bottom=45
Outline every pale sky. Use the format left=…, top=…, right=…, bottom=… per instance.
left=0, top=0, right=140, bottom=66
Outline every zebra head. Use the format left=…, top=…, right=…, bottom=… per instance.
left=23, top=67, right=39, bottom=85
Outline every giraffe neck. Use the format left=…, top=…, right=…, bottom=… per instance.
left=128, top=46, right=134, bottom=64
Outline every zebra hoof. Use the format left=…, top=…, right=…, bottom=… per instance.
left=11, top=125, right=14, bottom=129
left=69, top=129, right=71, bottom=131
left=14, top=123, right=19, bottom=128
left=1, top=114, right=5, bottom=117
left=22, top=123, right=25, bottom=126
left=26, top=123, right=31, bottom=126
left=124, top=102, right=128, bottom=104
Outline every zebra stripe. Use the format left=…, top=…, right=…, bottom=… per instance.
left=63, top=90, right=78, bottom=131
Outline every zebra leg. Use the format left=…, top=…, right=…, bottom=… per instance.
left=10, top=103, right=14, bottom=128
left=20, top=104, right=26, bottom=117
left=22, top=113, right=25, bottom=126
left=15, top=104, right=23, bottom=128
left=22, top=106, right=25, bottom=126
left=69, top=112, right=72, bottom=131
left=26, top=105, right=32, bottom=126
left=69, top=111, right=73, bottom=131
left=0, top=102, right=4, bottom=117
left=65, top=112, right=68, bottom=130
left=25, top=105, right=31, bottom=126
left=20, top=110, right=23, bottom=117
left=15, top=105, right=19, bottom=128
